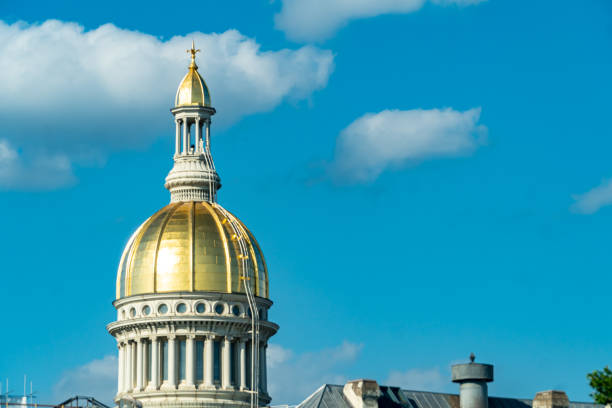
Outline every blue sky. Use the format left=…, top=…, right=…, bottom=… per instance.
left=0, top=0, right=611, bottom=405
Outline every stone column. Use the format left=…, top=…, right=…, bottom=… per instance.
left=168, top=335, right=177, bottom=389
left=185, top=335, right=196, bottom=389
left=147, top=337, right=159, bottom=391
left=142, top=341, right=148, bottom=387
left=125, top=341, right=133, bottom=392
left=195, top=118, right=201, bottom=153
left=204, top=335, right=214, bottom=387
left=205, top=119, right=211, bottom=152
left=175, top=119, right=181, bottom=156
left=136, top=339, right=144, bottom=391
left=182, top=119, right=188, bottom=154
left=132, top=341, right=137, bottom=389
left=239, top=339, right=246, bottom=390
left=117, top=342, right=125, bottom=393
left=222, top=337, right=231, bottom=389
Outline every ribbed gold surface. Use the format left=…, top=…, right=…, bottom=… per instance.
left=116, top=202, right=268, bottom=299
left=175, top=65, right=211, bottom=107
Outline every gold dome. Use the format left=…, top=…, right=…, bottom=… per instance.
left=116, top=201, right=268, bottom=300
left=175, top=44, right=211, bottom=107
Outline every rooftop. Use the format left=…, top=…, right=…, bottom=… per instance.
left=297, top=385, right=602, bottom=408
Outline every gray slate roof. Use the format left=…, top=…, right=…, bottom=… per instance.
left=296, top=385, right=601, bottom=408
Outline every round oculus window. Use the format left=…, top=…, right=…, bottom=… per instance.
left=158, top=304, right=168, bottom=314
left=232, top=305, right=240, bottom=316
left=177, top=303, right=187, bottom=313
left=196, top=303, right=206, bottom=313
left=142, top=305, right=151, bottom=316
left=129, top=308, right=136, bottom=317
left=215, top=303, right=224, bottom=315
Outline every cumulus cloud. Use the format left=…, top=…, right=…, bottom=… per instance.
left=0, top=19, right=334, bottom=190
left=330, top=107, right=486, bottom=183
left=53, top=355, right=117, bottom=405
left=275, top=0, right=486, bottom=42
left=386, top=367, right=450, bottom=392
left=268, top=341, right=363, bottom=405
left=570, top=179, right=612, bottom=214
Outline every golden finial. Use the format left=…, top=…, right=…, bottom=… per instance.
left=187, top=40, right=201, bottom=68
left=187, top=40, right=200, bottom=58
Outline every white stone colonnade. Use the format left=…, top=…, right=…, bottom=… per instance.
left=117, top=335, right=267, bottom=394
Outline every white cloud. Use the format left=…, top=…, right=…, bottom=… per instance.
left=386, top=367, right=449, bottom=392
left=274, top=0, right=486, bottom=42
left=53, top=355, right=117, bottom=406
left=0, top=20, right=334, bottom=190
left=330, top=107, right=486, bottom=183
left=0, top=139, right=75, bottom=190
left=268, top=341, right=363, bottom=405
left=571, top=179, right=612, bottom=214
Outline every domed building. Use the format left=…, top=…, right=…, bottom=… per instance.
left=107, top=44, right=278, bottom=408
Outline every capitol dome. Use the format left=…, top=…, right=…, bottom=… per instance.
left=109, top=44, right=276, bottom=408
left=116, top=201, right=268, bottom=300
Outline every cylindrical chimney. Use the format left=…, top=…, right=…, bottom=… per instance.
left=451, top=360, right=494, bottom=408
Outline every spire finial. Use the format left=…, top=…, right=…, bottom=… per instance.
left=187, top=40, right=201, bottom=68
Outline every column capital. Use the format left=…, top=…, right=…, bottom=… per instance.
left=186, top=334, right=196, bottom=340
left=167, top=334, right=177, bottom=340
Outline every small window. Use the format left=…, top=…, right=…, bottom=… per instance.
left=129, top=308, right=136, bottom=317
left=196, top=340, right=204, bottom=382
left=232, top=305, right=240, bottom=316
left=196, top=303, right=206, bottom=314
left=158, top=304, right=168, bottom=314
left=230, top=341, right=237, bottom=385
left=213, top=340, right=221, bottom=382
left=177, top=303, right=187, bottom=313
left=215, top=303, right=224, bottom=315
left=161, top=340, right=168, bottom=381
left=178, top=339, right=186, bottom=381
left=142, top=305, right=151, bottom=316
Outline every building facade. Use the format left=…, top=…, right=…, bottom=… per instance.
left=107, top=44, right=278, bottom=408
